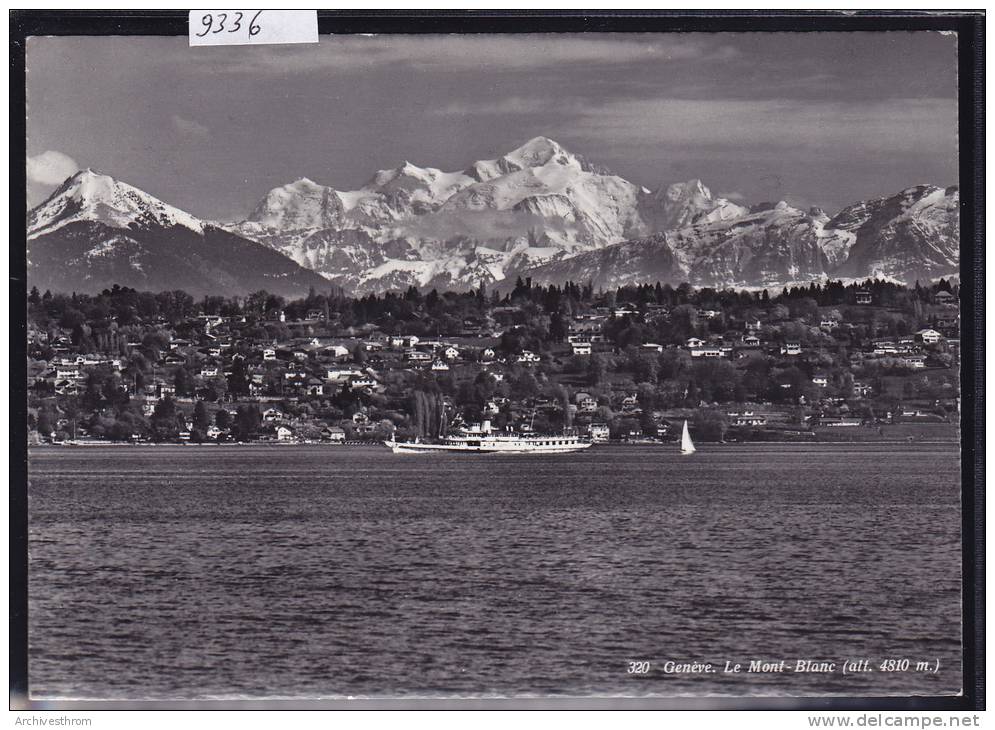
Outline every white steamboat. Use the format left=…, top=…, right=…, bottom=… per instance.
left=385, top=420, right=592, bottom=454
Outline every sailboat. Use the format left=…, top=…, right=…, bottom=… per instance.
left=680, top=420, right=696, bottom=455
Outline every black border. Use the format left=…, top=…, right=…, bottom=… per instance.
left=8, top=9, right=985, bottom=712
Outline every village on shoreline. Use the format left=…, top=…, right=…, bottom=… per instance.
left=26, top=277, right=961, bottom=448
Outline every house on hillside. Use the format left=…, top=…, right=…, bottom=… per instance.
left=690, top=346, right=723, bottom=358
left=820, top=416, right=862, bottom=427
left=852, top=381, right=873, bottom=397
left=323, top=426, right=346, bottom=442
left=349, top=375, right=378, bottom=390
left=575, top=392, right=598, bottom=413
left=391, top=335, right=420, bottom=349
left=406, top=350, right=432, bottom=363
left=588, top=423, right=610, bottom=442
left=327, top=367, right=362, bottom=382
left=729, top=412, right=767, bottom=427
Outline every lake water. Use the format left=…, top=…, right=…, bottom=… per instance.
left=26, top=443, right=962, bottom=700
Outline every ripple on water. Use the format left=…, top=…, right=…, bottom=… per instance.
left=27, top=443, right=962, bottom=699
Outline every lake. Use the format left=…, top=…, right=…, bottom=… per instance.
left=26, top=443, right=962, bottom=700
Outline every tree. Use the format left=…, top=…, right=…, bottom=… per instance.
left=631, top=355, right=659, bottom=385
left=150, top=396, right=181, bottom=441
left=692, top=409, right=729, bottom=442
left=36, top=410, right=55, bottom=439
left=510, top=370, right=540, bottom=400
left=409, top=390, right=445, bottom=437
left=227, top=358, right=250, bottom=397
left=587, top=354, right=609, bottom=387
left=215, top=409, right=232, bottom=429
left=233, top=405, right=262, bottom=441
left=173, top=366, right=195, bottom=397
left=549, top=312, right=567, bottom=342
left=193, top=400, right=211, bottom=432
left=639, top=410, right=659, bottom=438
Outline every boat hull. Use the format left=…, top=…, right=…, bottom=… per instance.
left=385, top=440, right=593, bottom=455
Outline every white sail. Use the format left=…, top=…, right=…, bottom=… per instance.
left=680, top=420, right=696, bottom=455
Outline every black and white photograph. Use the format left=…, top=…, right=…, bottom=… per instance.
left=12, top=11, right=983, bottom=711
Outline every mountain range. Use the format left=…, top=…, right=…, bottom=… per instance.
left=26, top=137, right=960, bottom=297
left=26, top=170, right=330, bottom=298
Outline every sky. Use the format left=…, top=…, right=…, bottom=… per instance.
left=25, top=32, right=959, bottom=220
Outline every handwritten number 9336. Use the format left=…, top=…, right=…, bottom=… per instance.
left=195, top=11, right=263, bottom=38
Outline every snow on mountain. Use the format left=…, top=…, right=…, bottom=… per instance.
left=521, top=186, right=959, bottom=291
left=28, top=169, right=204, bottom=240
left=30, top=146, right=956, bottom=298
left=830, top=185, right=959, bottom=283
left=638, top=179, right=749, bottom=232
left=247, top=177, right=345, bottom=231
left=665, top=200, right=831, bottom=286
left=228, top=145, right=958, bottom=294
left=27, top=171, right=331, bottom=297
left=524, top=200, right=829, bottom=290
left=229, top=136, right=658, bottom=293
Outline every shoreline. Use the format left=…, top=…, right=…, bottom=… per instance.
left=28, top=439, right=960, bottom=449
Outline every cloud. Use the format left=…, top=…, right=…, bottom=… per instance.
left=172, top=114, right=210, bottom=137
left=192, top=34, right=739, bottom=75
left=433, top=96, right=585, bottom=117
left=559, top=96, right=958, bottom=155
left=398, top=208, right=570, bottom=242
left=27, top=150, right=79, bottom=185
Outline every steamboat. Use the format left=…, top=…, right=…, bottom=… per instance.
left=385, top=420, right=592, bottom=454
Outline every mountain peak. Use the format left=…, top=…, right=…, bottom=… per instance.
left=248, top=177, right=344, bottom=230
left=367, top=160, right=437, bottom=189
left=70, top=169, right=129, bottom=199
left=517, top=135, right=565, bottom=152
left=663, top=179, right=712, bottom=202
left=503, top=136, right=577, bottom=169
left=29, top=170, right=204, bottom=238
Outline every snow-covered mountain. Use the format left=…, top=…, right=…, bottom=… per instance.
left=28, top=169, right=204, bottom=240
left=27, top=170, right=332, bottom=297
left=829, top=185, right=960, bottom=283
left=638, top=179, right=749, bottom=232
left=27, top=147, right=959, bottom=297
left=225, top=137, right=777, bottom=294
left=521, top=186, right=960, bottom=290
